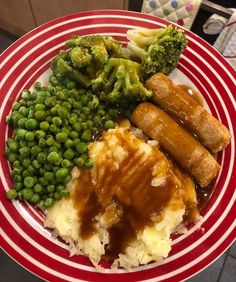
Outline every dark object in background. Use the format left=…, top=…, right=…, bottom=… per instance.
left=128, top=0, right=236, bottom=45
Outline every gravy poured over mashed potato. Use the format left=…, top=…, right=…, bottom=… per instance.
left=45, top=127, right=199, bottom=269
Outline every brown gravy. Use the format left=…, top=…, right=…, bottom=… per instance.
left=72, top=130, right=183, bottom=261
left=178, top=85, right=204, bottom=106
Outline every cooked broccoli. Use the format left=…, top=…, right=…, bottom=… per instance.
left=51, top=53, right=91, bottom=88
left=51, top=35, right=129, bottom=87
left=66, top=35, right=128, bottom=63
left=70, top=47, right=92, bottom=68
left=127, top=25, right=188, bottom=79
left=92, top=58, right=153, bottom=105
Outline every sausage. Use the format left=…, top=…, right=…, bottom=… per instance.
left=131, top=102, right=220, bottom=187
left=145, top=73, right=231, bottom=153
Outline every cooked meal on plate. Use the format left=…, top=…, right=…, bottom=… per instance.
left=4, top=25, right=231, bottom=270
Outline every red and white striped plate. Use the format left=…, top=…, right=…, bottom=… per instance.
left=0, top=10, right=235, bottom=282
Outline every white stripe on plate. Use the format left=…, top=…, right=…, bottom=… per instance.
left=144, top=218, right=236, bottom=281
left=0, top=202, right=100, bottom=272
left=0, top=228, right=85, bottom=282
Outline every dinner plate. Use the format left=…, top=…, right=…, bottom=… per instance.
left=0, top=10, right=235, bottom=282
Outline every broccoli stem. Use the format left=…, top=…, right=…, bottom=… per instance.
left=127, top=42, right=146, bottom=61
left=68, top=70, right=91, bottom=88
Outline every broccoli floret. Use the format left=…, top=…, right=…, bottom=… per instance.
left=51, top=52, right=92, bottom=88
left=70, top=47, right=92, bottom=68
left=66, top=35, right=128, bottom=65
left=92, top=58, right=153, bottom=105
left=50, top=35, right=129, bottom=88
left=127, top=25, right=188, bottom=79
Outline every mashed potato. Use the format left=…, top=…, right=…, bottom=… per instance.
left=45, top=127, right=199, bottom=269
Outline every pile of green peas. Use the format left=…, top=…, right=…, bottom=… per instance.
left=5, top=75, right=118, bottom=209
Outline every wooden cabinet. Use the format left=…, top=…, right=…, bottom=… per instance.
left=30, top=0, right=129, bottom=26
left=0, top=0, right=36, bottom=36
left=0, top=0, right=129, bottom=36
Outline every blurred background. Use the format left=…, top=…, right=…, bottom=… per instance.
left=0, top=0, right=235, bottom=281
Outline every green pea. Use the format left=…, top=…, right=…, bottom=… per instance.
left=35, top=110, right=46, bottom=121
left=45, top=117, right=52, bottom=125
left=25, top=131, right=35, bottom=141
left=66, top=81, right=76, bottom=90
left=6, top=189, right=18, bottom=200
left=55, top=132, right=68, bottom=143
left=23, top=176, right=35, bottom=188
left=19, top=146, right=30, bottom=158
left=18, top=117, right=27, bottom=128
left=6, top=115, right=13, bottom=125
left=35, top=103, right=45, bottom=111
left=34, top=81, right=42, bottom=90
left=47, top=185, right=55, bottom=193
left=44, top=198, right=54, bottom=208
left=25, top=118, right=37, bottom=130
left=69, top=131, right=79, bottom=139
left=27, top=141, right=35, bottom=147
left=52, top=116, right=62, bottom=126
left=22, top=170, right=30, bottom=178
left=45, top=96, right=57, bottom=108
left=13, top=182, right=23, bottom=192
left=39, top=121, right=49, bottom=131
left=63, top=174, right=72, bottom=184
left=56, top=184, right=65, bottom=192
left=16, top=129, right=27, bottom=140
left=85, top=159, right=94, bottom=168
left=39, top=177, right=49, bottom=186
left=61, top=159, right=72, bottom=168
left=21, top=89, right=31, bottom=100
left=57, top=107, right=68, bottom=119
left=47, top=151, right=61, bottom=165
left=8, top=141, right=19, bottom=152
left=36, top=200, right=45, bottom=210
left=22, top=188, right=34, bottom=200
left=75, top=142, right=87, bottom=154
left=104, top=120, right=115, bottom=130
left=46, top=136, right=54, bottom=146
left=31, top=145, right=42, bottom=157
left=27, top=165, right=35, bottom=174
left=22, top=158, right=31, bottom=168
left=44, top=163, right=52, bottom=171
left=34, top=184, right=43, bottom=193
left=86, top=120, right=93, bottom=128
left=44, top=171, right=55, bottom=182
left=35, top=130, right=46, bottom=139
left=38, top=138, right=46, bottom=148
left=94, top=115, right=102, bottom=124
left=60, top=189, right=70, bottom=197
left=55, top=167, right=68, bottom=180
left=75, top=157, right=85, bottom=167
left=30, top=193, right=40, bottom=204
left=71, top=122, right=81, bottom=132
left=37, top=152, right=47, bottom=164
left=49, top=75, right=59, bottom=86
left=49, top=124, right=58, bottom=134
left=12, top=101, right=21, bottom=111
left=53, top=191, right=62, bottom=200
left=50, top=106, right=58, bottom=116
left=63, top=149, right=74, bottom=160
left=81, top=129, right=92, bottom=142
left=64, top=139, right=73, bottom=148
left=13, top=160, right=21, bottom=168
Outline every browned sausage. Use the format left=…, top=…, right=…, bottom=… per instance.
left=145, top=73, right=231, bottom=153
left=131, top=102, right=220, bottom=187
